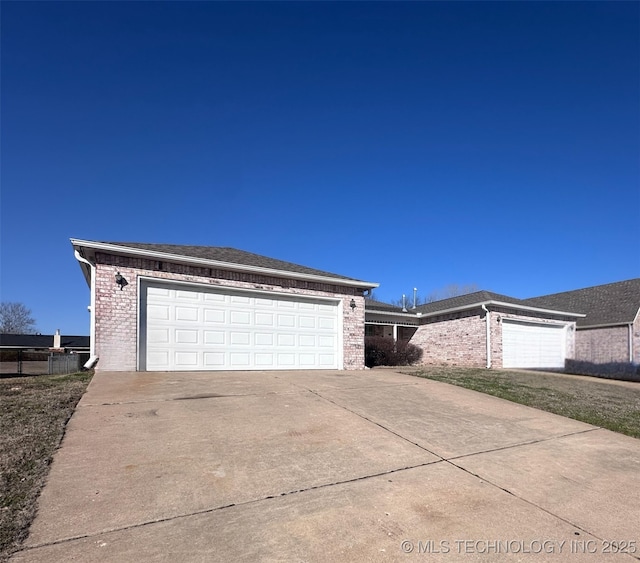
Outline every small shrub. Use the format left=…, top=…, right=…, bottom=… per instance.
left=365, top=336, right=423, bottom=368
left=564, top=359, right=640, bottom=382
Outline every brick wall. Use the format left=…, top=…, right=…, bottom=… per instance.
left=93, top=253, right=366, bottom=371
left=575, top=325, right=631, bottom=364
left=408, top=307, right=576, bottom=369
left=410, top=309, right=487, bottom=367
left=491, top=307, right=576, bottom=369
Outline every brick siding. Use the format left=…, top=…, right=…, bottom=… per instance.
left=410, top=309, right=487, bottom=367
left=575, top=323, right=636, bottom=364
left=94, top=253, right=365, bottom=371
left=407, top=306, right=576, bottom=369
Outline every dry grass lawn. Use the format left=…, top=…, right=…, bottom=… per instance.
left=410, top=367, right=640, bottom=438
left=0, top=372, right=92, bottom=562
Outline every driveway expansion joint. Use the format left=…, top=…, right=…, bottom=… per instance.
left=445, top=426, right=602, bottom=462
left=18, top=460, right=444, bottom=553
left=306, top=388, right=445, bottom=460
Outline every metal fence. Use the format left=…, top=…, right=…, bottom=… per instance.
left=0, top=350, right=88, bottom=376
left=48, top=354, right=83, bottom=375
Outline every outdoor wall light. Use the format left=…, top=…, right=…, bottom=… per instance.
left=350, top=299, right=357, bottom=311
left=115, top=272, right=129, bottom=290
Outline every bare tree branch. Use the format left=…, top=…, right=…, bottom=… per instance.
left=0, top=302, right=37, bottom=334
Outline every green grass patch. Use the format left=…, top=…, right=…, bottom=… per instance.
left=0, top=371, right=93, bottom=562
left=411, top=367, right=640, bottom=439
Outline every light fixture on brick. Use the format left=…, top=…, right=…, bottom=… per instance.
left=350, top=298, right=356, bottom=311
left=115, top=272, right=128, bottom=291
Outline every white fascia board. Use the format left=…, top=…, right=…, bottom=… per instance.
left=488, top=300, right=586, bottom=318
left=365, top=309, right=419, bottom=319
left=365, top=320, right=419, bottom=327
left=416, top=300, right=586, bottom=320
left=71, top=239, right=379, bottom=290
left=577, top=322, right=632, bottom=330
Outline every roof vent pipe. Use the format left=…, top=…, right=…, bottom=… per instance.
left=402, top=294, right=407, bottom=313
left=412, top=288, right=417, bottom=309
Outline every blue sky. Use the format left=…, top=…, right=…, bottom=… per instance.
left=1, top=1, right=639, bottom=335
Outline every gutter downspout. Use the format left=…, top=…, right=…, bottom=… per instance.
left=481, top=304, right=491, bottom=369
left=630, top=323, right=634, bottom=364
left=74, top=250, right=98, bottom=368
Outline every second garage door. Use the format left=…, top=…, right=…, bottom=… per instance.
left=140, top=281, right=341, bottom=371
left=502, top=320, right=566, bottom=369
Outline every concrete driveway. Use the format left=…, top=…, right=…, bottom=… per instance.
left=13, top=369, right=640, bottom=562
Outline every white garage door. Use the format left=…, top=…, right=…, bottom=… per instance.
left=140, top=282, right=340, bottom=371
left=502, top=321, right=566, bottom=369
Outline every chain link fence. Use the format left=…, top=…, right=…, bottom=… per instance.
left=0, top=350, right=89, bottom=376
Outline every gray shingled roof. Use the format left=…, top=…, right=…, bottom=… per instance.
left=102, top=242, right=364, bottom=283
left=523, top=279, right=640, bottom=327
left=365, top=291, right=547, bottom=315
left=364, top=300, right=406, bottom=313
left=0, top=334, right=90, bottom=348
left=415, top=290, right=530, bottom=315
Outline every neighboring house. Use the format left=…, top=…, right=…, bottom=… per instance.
left=523, top=279, right=640, bottom=364
left=365, top=292, right=584, bottom=369
left=0, top=333, right=90, bottom=352
left=71, top=239, right=378, bottom=372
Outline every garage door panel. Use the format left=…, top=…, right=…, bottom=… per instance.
left=299, top=316, right=316, bottom=328
left=204, top=331, right=224, bottom=345
left=148, top=329, right=169, bottom=344
left=204, top=352, right=224, bottom=366
left=148, top=305, right=170, bottom=320
left=255, top=313, right=274, bottom=326
left=230, top=311, right=250, bottom=325
left=230, top=353, right=250, bottom=366
left=277, top=353, right=295, bottom=365
left=503, top=321, right=565, bottom=369
left=204, top=293, right=225, bottom=302
left=319, top=318, right=335, bottom=329
left=255, top=353, right=274, bottom=366
left=148, top=351, right=169, bottom=365
left=229, top=332, right=250, bottom=345
left=300, top=335, right=316, bottom=347
left=255, top=333, right=274, bottom=346
left=148, top=287, right=170, bottom=298
left=299, top=354, right=315, bottom=365
left=142, top=282, right=340, bottom=371
left=175, top=330, right=198, bottom=344
left=176, top=290, right=199, bottom=300
left=204, top=309, right=225, bottom=323
left=318, top=336, right=335, bottom=348
left=277, top=314, right=295, bottom=327
left=176, top=307, right=198, bottom=321
left=319, top=354, right=336, bottom=366
left=175, top=352, right=198, bottom=367
left=277, top=334, right=295, bottom=346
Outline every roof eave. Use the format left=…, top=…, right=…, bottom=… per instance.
left=489, top=300, right=586, bottom=318
left=416, top=300, right=586, bottom=320
left=577, top=321, right=635, bottom=330
left=365, top=309, right=419, bottom=318
left=71, top=239, right=379, bottom=290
